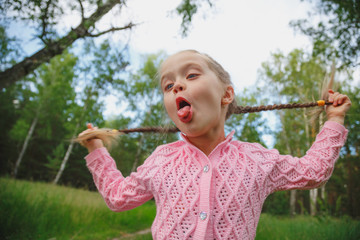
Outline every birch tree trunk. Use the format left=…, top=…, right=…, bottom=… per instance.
left=319, top=112, right=326, bottom=200
left=286, top=130, right=297, bottom=216
left=131, top=134, right=145, bottom=173
left=304, top=108, right=318, bottom=216
left=279, top=111, right=298, bottom=216
left=310, top=188, right=318, bottom=216
left=53, top=98, right=90, bottom=184
left=13, top=109, right=40, bottom=178
left=290, top=190, right=297, bottom=216
left=53, top=123, right=80, bottom=184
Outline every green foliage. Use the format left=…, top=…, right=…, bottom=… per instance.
left=335, top=196, right=342, bottom=217
left=263, top=191, right=290, bottom=215
left=1, top=0, right=98, bottom=43
left=45, top=142, right=65, bottom=174
left=342, top=84, right=360, bottom=155
left=5, top=52, right=78, bottom=180
left=175, top=0, right=213, bottom=36
left=9, top=118, right=30, bottom=141
left=0, top=36, right=130, bottom=186
left=83, top=40, right=128, bottom=91
left=324, top=83, right=360, bottom=218
left=0, top=24, right=22, bottom=70
left=226, top=89, right=268, bottom=146
left=258, top=47, right=360, bottom=218
left=297, top=199, right=309, bottom=215
left=259, top=49, right=328, bottom=156
left=291, top=0, right=360, bottom=67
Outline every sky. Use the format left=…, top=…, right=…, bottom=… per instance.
left=121, top=0, right=313, bottom=92
left=100, top=0, right=318, bottom=117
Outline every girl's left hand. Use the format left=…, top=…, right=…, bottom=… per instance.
left=326, top=89, right=352, bottom=125
left=78, top=123, right=104, bottom=153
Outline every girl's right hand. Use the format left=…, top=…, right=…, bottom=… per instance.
left=326, top=90, right=351, bottom=125
left=78, top=123, right=104, bottom=153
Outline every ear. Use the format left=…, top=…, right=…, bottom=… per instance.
left=221, top=85, right=235, bottom=105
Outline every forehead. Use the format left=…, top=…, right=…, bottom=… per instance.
left=160, top=51, right=209, bottom=75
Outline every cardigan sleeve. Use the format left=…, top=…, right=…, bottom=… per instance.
left=265, top=121, right=348, bottom=194
left=85, top=147, right=157, bottom=211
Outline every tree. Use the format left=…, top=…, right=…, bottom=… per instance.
left=0, top=24, right=22, bottom=71
left=225, top=88, right=268, bottom=146
left=259, top=48, right=332, bottom=216
left=0, top=24, right=27, bottom=175
left=327, top=83, right=360, bottom=217
left=0, top=0, right=214, bottom=88
left=11, top=52, right=78, bottom=179
left=291, top=0, right=360, bottom=67
left=52, top=39, right=128, bottom=184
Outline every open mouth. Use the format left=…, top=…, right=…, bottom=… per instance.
left=176, top=97, right=193, bottom=123
left=176, top=97, right=191, bottom=110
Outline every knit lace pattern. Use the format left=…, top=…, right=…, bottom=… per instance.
left=85, top=121, right=347, bottom=240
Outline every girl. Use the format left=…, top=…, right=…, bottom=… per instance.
left=78, top=50, right=351, bottom=240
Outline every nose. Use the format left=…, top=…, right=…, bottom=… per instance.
left=173, top=80, right=186, bottom=94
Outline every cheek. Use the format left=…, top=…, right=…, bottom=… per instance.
left=163, top=96, right=175, bottom=116
left=196, top=85, right=223, bottom=106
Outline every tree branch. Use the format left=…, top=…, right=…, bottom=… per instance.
left=39, top=0, right=53, bottom=44
left=0, top=0, right=125, bottom=89
left=87, top=22, right=136, bottom=37
left=78, top=0, right=85, bottom=19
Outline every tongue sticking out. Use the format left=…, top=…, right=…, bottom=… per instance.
left=177, top=106, right=192, bottom=122
left=177, top=105, right=191, bottom=117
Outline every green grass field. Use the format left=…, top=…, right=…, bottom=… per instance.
left=1, top=178, right=359, bottom=240
left=0, top=178, right=155, bottom=240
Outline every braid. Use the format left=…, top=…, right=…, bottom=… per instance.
left=74, top=99, right=330, bottom=147
left=233, top=100, right=331, bottom=114
left=113, top=100, right=330, bottom=134
left=118, top=126, right=179, bottom=134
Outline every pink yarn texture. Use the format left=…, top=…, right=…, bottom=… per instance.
left=85, top=121, right=348, bottom=240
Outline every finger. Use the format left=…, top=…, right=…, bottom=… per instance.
left=335, top=94, right=348, bottom=106
left=330, top=92, right=342, bottom=106
left=334, top=93, right=350, bottom=106
left=78, top=127, right=96, bottom=137
left=78, top=130, right=90, bottom=137
left=335, top=94, right=343, bottom=105
left=87, top=123, right=93, bottom=129
left=328, top=89, right=336, bottom=102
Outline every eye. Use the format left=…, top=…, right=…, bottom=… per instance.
left=187, top=73, right=199, bottom=79
left=164, top=83, right=174, bottom=91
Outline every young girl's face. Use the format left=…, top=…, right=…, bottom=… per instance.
left=160, top=51, right=232, bottom=137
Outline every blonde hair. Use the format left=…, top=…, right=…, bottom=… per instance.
left=75, top=128, right=121, bottom=149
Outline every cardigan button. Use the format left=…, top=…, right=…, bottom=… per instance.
left=203, top=165, right=209, bottom=173
left=200, top=211, right=207, bottom=220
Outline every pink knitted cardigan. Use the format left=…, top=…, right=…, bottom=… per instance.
left=85, top=121, right=347, bottom=240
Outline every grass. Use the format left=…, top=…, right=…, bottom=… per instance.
left=1, top=177, right=359, bottom=240
left=256, top=214, right=360, bottom=240
left=0, top=178, right=155, bottom=240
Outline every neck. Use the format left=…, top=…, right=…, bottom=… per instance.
left=186, top=127, right=226, bottom=156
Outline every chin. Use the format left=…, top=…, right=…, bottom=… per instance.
left=177, top=123, right=209, bottom=138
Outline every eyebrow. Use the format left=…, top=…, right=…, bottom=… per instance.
left=160, top=62, right=204, bottom=85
